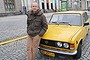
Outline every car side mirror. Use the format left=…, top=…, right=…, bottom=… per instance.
left=84, top=22, right=89, bottom=26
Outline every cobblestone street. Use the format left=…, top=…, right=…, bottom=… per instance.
left=0, top=13, right=51, bottom=42
left=0, top=30, right=90, bottom=60
left=0, top=39, right=27, bottom=60
left=0, top=15, right=27, bottom=42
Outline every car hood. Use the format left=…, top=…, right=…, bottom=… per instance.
left=42, top=25, right=81, bottom=42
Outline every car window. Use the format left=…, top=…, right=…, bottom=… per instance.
left=50, top=13, right=82, bottom=26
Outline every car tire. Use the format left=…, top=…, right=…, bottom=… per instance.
left=73, top=43, right=82, bottom=59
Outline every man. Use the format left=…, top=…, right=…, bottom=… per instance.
left=27, top=2, right=48, bottom=60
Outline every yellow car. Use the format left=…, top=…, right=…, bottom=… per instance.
left=39, top=11, right=89, bottom=59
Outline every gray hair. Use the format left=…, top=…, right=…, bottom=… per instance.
left=31, top=2, right=40, bottom=8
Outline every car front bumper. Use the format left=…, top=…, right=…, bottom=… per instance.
left=39, top=47, right=77, bottom=55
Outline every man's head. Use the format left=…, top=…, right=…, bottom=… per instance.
left=31, top=2, right=39, bottom=12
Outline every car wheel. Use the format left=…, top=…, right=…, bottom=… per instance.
left=73, top=43, right=82, bottom=59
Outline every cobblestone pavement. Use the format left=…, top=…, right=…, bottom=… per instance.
left=0, top=13, right=52, bottom=60
left=0, top=30, right=90, bottom=60
left=0, top=39, right=27, bottom=60
left=0, top=13, right=52, bottom=42
left=80, top=31, right=90, bottom=60
left=0, top=15, right=27, bottom=42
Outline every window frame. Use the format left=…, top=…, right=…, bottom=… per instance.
left=4, top=0, right=15, bottom=11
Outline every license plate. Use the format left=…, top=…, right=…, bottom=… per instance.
left=41, top=50, right=55, bottom=57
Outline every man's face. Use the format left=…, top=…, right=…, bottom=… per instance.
left=31, top=3, right=39, bottom=12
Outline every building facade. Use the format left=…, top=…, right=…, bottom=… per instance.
left=21, top=0, right=61, bottom=12
left=0, top=0, right=90, bottom=16
left=86, top=0, right=90, bottom=10
left=37, top=0, right=87, bottom=12
left=38, top=0, right=61, bottom=12
left=67, top=0, right=86, bottom=10
left=0, top=0, right=22, bottom=16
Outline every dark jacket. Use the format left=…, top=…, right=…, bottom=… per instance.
left=27, top=9, right=48, bottom=37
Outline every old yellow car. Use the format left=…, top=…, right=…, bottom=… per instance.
left=39, top=11, right=89, bottom=59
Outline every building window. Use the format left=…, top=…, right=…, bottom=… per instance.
left=80, top=2, right=81, bottom=8
left=51, top=3, right=53, bottom=9
left=4, top=0, right=15, bottom=11
left=46, top=0, right=49, bottom=9
left=42, top=3, right=44, bottom=9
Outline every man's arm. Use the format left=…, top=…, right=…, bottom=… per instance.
left=39, top=15, right=48, bottom=37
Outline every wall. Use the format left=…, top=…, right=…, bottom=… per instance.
left=14, top=0, right=22, bottom=12
left=0, top=0, right=5, bottom=13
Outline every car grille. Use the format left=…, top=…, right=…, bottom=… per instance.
left=40, top=39, right=56, bottom=47
left=40, top=39, right=70, bottom=49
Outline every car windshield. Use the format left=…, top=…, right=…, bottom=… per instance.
left=49, top=13, right=82, bottom=26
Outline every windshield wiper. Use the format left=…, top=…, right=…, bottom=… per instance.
left=51, top=21, right=72, bottom=26
left=52, top=22, right=57, bottom=23
left=50, top=22, right=63, bottom=25
left=58, top=22, right=72, bottom=26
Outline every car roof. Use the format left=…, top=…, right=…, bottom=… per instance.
left=55, top=11, right=87, bottom=15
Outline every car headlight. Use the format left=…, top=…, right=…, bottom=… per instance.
left=57, top=42, right=62, bottom=47
left=63, top=43, right=69, bottom=48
